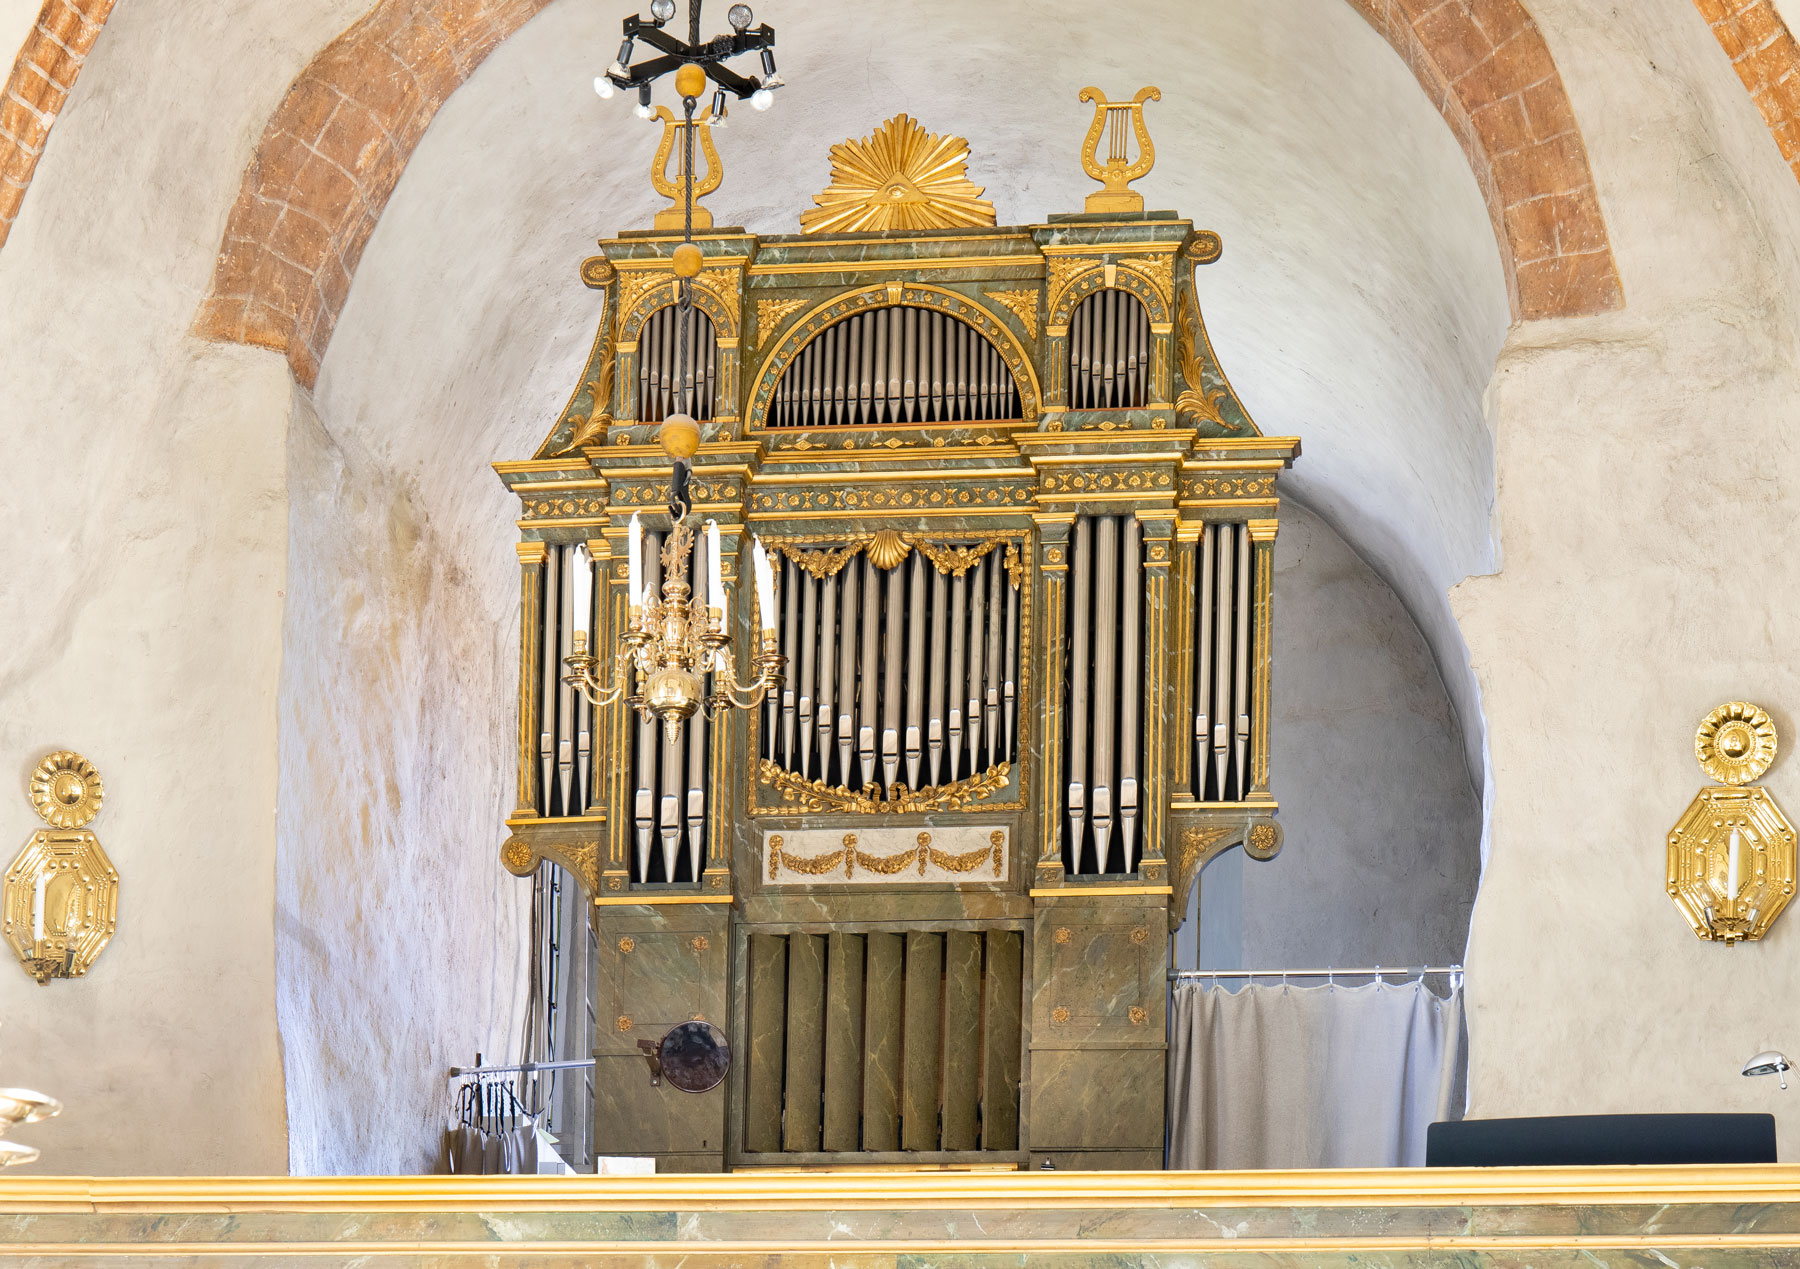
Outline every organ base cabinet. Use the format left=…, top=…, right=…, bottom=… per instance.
left=497, top=110, right=1299, bottom=1170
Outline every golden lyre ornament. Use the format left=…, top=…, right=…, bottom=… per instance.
left=650, top=102, right=725, bottom=230
left=800, top=114, right=996, bottom=234
left=562, top=427, right=786, bottom=742
left=1077, top=86, right=1160, bottom=214
left=1667, top=701, right=1797, bottom=944
left=5, top=751, right=119, bottom=984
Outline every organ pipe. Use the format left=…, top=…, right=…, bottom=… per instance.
left=758, top=539, right=1023, bottom=798
left=1212, top=524, right=1234, bottom=799
left=905, top=555, right=926, bottom=789
left=1194, top=525, right=1214, bottom=800
left=858, top=557, right=879, bottom=788
left=1066, top=519, right=1092, bottom=867
left=637, top=305, right=718, bottom=424
left=882, top=564, right=904, bottom=787
left=836, top=561, right=860, bottom=785
left=780, top=557, right=798, bottom=768
left=1091, top=516, right=1118, bottom=867
left=1118, top=518, right=1142, bottom=871
left=1067, top=288, right=1151, bottom=410
left=769, top=306, right=1021, bottom=426
left=633, top=537, right=662, bottom=880
left=540, top=545, right=560, bottom=815
left=1234, top=523, right=1251, bottom=802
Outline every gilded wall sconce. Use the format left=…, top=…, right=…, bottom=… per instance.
left=1667, top=703, right=1796, bottom=944
left=3, top=752, right=118, bottom=983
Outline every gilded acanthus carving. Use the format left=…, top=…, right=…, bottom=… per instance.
left=1176, top=288, right=1243, bottom=433
left=1169, top=824, right=1236, bottom=931
left=754, top=298, right=805, bottom=346
left=768, top=535, right=1023, bottom=584
left=758, top=759, right=1010, bottom=814
left=986, top=288, right=1039, bottom=340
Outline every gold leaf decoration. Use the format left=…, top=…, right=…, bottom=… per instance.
left=1698, top=701, right=1779, bottom=786
left=766, top=825, right=1007, bottom=880
left=986, top=288, right=1039, bottom=340
left=866, top=529, right=910, bottom=571
left=800, top=114, right=996, bottom=234
left=759, top=759, right=1010, bottom=815
left=1176, top=289, right=1241, bottom=432
left=30, top=752, right=102, bottom=829
left=755, top=298, right=806, bottom=346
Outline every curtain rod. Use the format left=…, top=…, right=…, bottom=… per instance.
left=1169, top=965, right=1462, bottom=981
left=447, top=1058, right=597, bottom=1078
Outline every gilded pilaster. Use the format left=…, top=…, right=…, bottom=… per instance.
left=1034, top=522, right=1072, bottom=886
left=1247, top=518, right=1278, bottom=802
left=603, top=548, right=634, bottom=893
left=1137, top=514, right=1174, bottom=881
left=515, top=542, right=547, bottom=816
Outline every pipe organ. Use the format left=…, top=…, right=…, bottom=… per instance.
left=497, top=105, right=1298, bottom=1171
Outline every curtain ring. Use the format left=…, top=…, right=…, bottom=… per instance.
left=1374, top=964, right=1383, bottom=989
left=1327, top=967, right=1335, bottom=990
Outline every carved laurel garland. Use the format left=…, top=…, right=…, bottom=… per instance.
left=768, top=828, right=1007, bottom=880
left=769, top=533, right=1024, bottom=586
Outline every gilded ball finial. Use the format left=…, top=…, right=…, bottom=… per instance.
left=674, top=63, right=707, bottom=101
left=659, top=412, right=700, bottom=459
left=671, top=242, right=704, bottom=277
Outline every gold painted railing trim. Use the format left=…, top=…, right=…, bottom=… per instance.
left=5, top=1166, right=1800, bottom=1212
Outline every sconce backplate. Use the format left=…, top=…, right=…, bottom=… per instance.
left=3, top=830, right=119, bottom=983
left=1667, top=785, right=1797, bottom=943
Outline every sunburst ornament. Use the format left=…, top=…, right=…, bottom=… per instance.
left=29, top=752, right=103, bottom=829
left=1697, top=701, right=1778, bottom=786
left=800, top=115, right=996, bottom=234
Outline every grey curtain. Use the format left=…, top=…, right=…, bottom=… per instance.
left=1168, top=978, right=1463, bottom=1169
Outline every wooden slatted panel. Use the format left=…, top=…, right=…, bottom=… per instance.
left=901, top=931, right=944, bottom=1151
left=861, top=932, right=904, bottom=1151
left=941, top=930, right=982, bottom=1150
left=743, top=933, right=787, bottom=1154
left=982, top=929, right=1023, bottom=1151
left=782, top=932, right=826, bottom=1152
left=821, top=932, right=866, bottom=1152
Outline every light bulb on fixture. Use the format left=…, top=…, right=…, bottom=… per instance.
left=594, top=75, right=615, bottom=99
left=634, top=81, right=653, bottom=119
left=759, top=48, right=783, bottom=90
left=751, top=87, right=773, bottom=111
left=710, top=88, right=729, bottom=125
left=649, top=0, right=676, bottom=22
left=727, top=3, right=754, bottom=30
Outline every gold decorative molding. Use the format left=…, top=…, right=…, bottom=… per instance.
left=1176, top=288, right=1239, bottom=432
left=548, top=321, right=616, bottom=457
left=758, top=759, right=1010, bottom=815
left=498, top=834, right=601, bottom=897
left=753, top=298, right=806, bottom=346
left=768, top=535, right=1023, bottom=585
left=1077, top=86, right=1160, bottom=213
left=800, top=114, right=996, bottom=234
left=1169, top=824, right=1236, bottom=931
left=1045, top=255, right=1095, bottom=319
left=1697, top=701, right=1777, bottom=786
left=985, top=288, right=1039, bottom=340
left=766, top=826, right=1007, bottom=881
left=649, top=103, right=724, bottom=230
left=29, top=752, right=102, bottom=830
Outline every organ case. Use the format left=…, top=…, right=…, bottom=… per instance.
left=496, top=121, right=1298, bottom=1170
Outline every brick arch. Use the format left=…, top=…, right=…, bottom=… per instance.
left=195, top=0, right=1624, bottom=388
left=1690, top=0, right=1800, bottom=184
left=0, top=0, right=118, bottom=250
left=1344, top=0, right=1622, bottom=319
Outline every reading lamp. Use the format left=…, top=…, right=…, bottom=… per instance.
left=1743, top=1051, right=1792, bottom=1089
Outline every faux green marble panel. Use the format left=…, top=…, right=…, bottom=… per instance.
left=1028, top=1046, right=1165, bottom=1151
left=822, top=932, right=866, bottom=1151
left=591, top=1055, right=725, bottom=1158
left=982, top=928, right=1023, bottom=1152
left=783, top=933, right=826, bottom=1152
left=941, top=930, right=982, bottom=1150
left=902, top=931, right=945, bottom=1150
left=743, top=933, right=787, bottom=1154
left=862, top=931, right=904, bottom=1151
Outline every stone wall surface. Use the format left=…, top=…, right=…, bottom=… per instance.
left=0, top=0, right=371, bottom=1173
left=1459, top=0, right=1800, bottom=1153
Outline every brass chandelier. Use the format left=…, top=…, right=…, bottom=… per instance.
left=565, top=0, right=787, bottom=740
